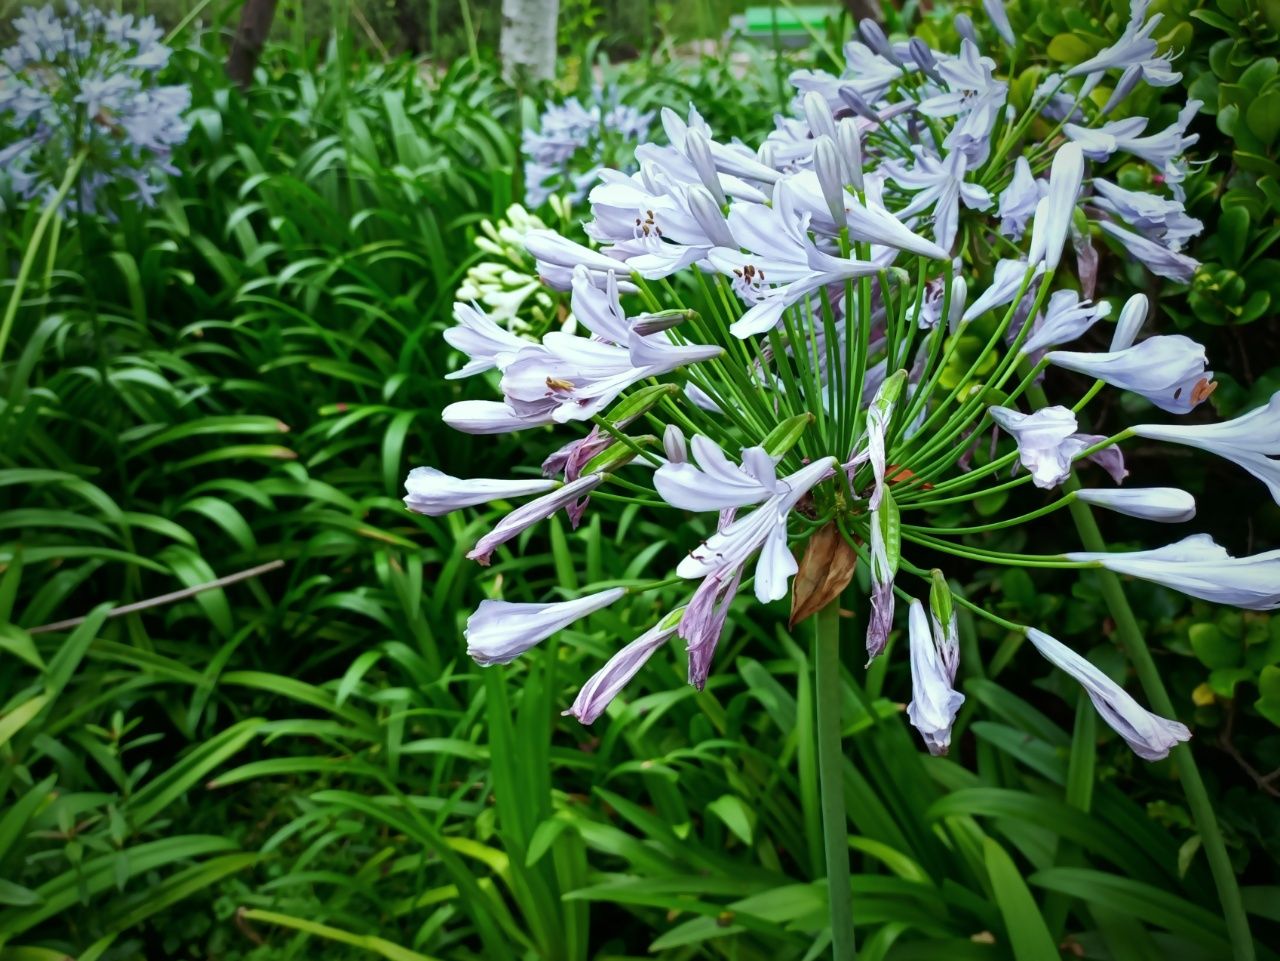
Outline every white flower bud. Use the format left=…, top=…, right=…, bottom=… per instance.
left=836, top=118, right=864, bottom=191
left=687, top=184, right=735, bottom=247
left=802, top=90, right=836, bottom=142
left=812, top=136, right=847, bottom=229
left=1110, top=293, right=1148, bottom=351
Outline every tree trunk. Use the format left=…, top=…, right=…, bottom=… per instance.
left=500, top=0, right=559, bottom=84
left=393, top=0, right=424, bottom=55
left=844, top=0, right=885, bottom=23
left=227, top=0, right=279, bottom=89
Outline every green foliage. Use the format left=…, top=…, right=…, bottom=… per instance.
left=0, top=5, right=1277, bottom=960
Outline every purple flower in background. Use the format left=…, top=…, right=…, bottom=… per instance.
left=982, top=0, right=1016, bottom=46
left=1067, top=0, right=1180, bottom=107
left=0, top=2, right=190, bottom=214
left=1019, top=290, right=1110, bottom=357
left=1096, top=221, right=1200, bottom=282
left=1066, top=102, right=1200, bottom=185
left=523, top=90, right=654, bottom=208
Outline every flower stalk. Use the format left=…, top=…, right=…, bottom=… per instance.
left=814, top=598, right=857, bottom=960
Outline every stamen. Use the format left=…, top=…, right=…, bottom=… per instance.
left=1191, top=378, right=1218, bottom=404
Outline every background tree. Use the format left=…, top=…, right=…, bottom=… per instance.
left=501, top=0, right=559, bottom=82
left=227, top=0, right=278, bottom=88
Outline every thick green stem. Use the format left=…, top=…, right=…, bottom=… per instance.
left=814, top=600, right=857, bottom=960
left=1027, top=384, right=1255, bottom=961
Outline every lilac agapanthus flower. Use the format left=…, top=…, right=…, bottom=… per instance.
left=0, top=2, right=190, bottom=214
left=398, top=10, right=1246, bottom=768
left=523, top=90, right=654, bottom=208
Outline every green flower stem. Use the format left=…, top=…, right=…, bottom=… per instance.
left=899, top=558, right=1028, bottom=633
left=999, top=356, right=1052, bottom=409
left=780, top=311, right=830, bottom=447
left=1072, top=379, right=1106, bottom=413
left=897, top=273, right=954, bottom=431
left=903, top=274, right=1054, bottom=472
left=814, top=598, right=857, bottom=961
left=898, top=471, right=1036, bottom=509
left=893, top=263, right=928, bottom=370
left=588, top=490, right=668, bottom=509
left=902, top=492, right=1076, bottom=535
left=897, top=426, right=1132, bottom=504
left=900, top=530, right=1095, bottom=569
left=1023, top=381, right=1256, bottom=961
left=650, top=398, right=703, bottom=439
left=0, top=152, right=86, bottom=362
left=896, top=266, right=1037, bottom=462
left=589, top=415, right=662, bottom=467
left=695, top=270, right=756, bottom=375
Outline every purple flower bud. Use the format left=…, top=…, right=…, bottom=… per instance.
left=1029, top=143, right=1084, bottom=271
left=663, top=424, right=687, bottom=463
left=468, top=473, right=605, bottom=564
left=1101, top=64, right=1143, bottom=115
left=1076, top=488, right=1196, bottom=523
left=908, top=38, right=942, bottom=83
left=565, top=614, right=681, bottom=723
left=982, top=0, right=1015, bottom=47
left=948, top=276, right=967, bottom=333
left=838, top=87, right=882, bottom=124
left=684, top=128, right=723, bottom=204
left=858, top=19, right=900, bottom=65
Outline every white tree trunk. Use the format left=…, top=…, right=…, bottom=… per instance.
left=500, top=0, right=559, bottom=83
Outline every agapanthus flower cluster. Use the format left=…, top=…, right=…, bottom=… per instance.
left=523, top=90, right=654, bottom=209
left=409, top=2, right=1278, bottom=761
left=0, top=2, right=191, bottom=214
left=455, top=204, right=570, bottom=335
